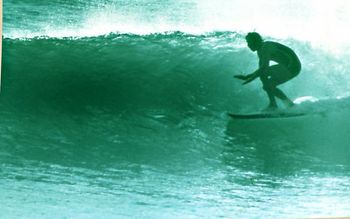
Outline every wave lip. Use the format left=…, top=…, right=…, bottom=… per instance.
left=5, top=0, right=350, bottom=48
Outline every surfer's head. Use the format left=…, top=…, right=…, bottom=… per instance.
left=246, top=32, right=263, bottom=51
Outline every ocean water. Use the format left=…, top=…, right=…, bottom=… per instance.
left=2, top=0, right=350, bottom=218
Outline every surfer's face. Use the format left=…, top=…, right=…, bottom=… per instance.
left=247, top=40, right=259, bottom=51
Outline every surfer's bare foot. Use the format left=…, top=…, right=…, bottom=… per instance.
left=262, top=105, right=278, bottom=112
left=284, top=100, right=295, bottom=108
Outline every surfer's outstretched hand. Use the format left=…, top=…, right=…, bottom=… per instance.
left=234, top=73, right=259, bottom=85
left=234, top=74, right=249, bottom=80
left=242, top=75, right=257, bottom=85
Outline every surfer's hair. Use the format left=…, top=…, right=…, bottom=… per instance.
left=245, top=32, right=263, bottom=44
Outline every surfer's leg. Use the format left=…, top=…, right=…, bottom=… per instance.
left=261, top=76, right=278, bottom=110
left=266, top=91, right=278, bottom=109
left=265, top=64, right=295, bottom=107
left=273, top=88, right=295, bottom=107
left=267, top=64, right=294, bottom=85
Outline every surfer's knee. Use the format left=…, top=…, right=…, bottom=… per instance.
left=262, top=83, right=274, bottom=92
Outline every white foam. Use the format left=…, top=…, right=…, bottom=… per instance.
left=6, top=0, right=350, bottom=50
left=294, top=96, right=319, bottom=105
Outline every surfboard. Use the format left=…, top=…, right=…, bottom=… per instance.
left=228, top=111, right=307, bottom=119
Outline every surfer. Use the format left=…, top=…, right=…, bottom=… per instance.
left=234, top=32, right=301, bottom=111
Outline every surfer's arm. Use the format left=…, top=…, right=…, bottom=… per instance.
left=256, top=46, right=270, bottom=77
left=234, top=69, right=261, bottom=84
left=241, top=69, right=260, bottom=84
left=236, top=46, right=271, bottom=84
left=242, top=63, right=269, bottom=85
left=234, top=73, right=253, bottom=80
left=242, top=46, right=270, bottom=85
left=234, top=70, right=260, bottom=81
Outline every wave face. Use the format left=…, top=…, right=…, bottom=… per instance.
left=3, top=33, right=350, bottom=110
left=2, top=1, right=350, bottom=218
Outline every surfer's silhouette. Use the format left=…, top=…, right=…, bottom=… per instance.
left=235, top=32, right=301, bottom=111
